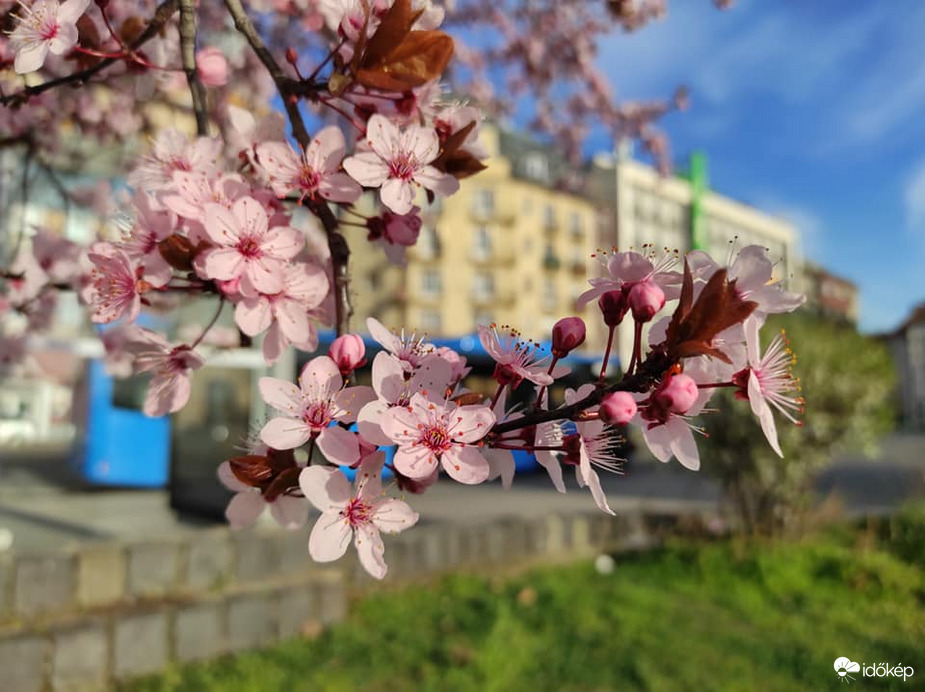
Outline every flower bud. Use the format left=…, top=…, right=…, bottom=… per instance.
left=599, top=391, right=637, bottom=425
left=196, top=47, right=229, bottom=87
left=598, top=290, right=628, bottom=327
left=628, top=281, right=665, bottom=323
left=329, top=334, right=366, bottom=377
left=551, top=317, right=586, bottom=357
left=653, top=373, right=699, bottom=414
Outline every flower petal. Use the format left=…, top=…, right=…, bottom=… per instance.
left=308, top=512, right=352, bottom=562
left=300, top=465, right=351, bottom=512
left=260, top=417, right=313, bottom=450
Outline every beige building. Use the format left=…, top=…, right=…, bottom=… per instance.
left=346, top=124, right=601, bottom=348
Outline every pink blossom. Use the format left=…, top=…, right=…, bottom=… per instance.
left=329, top=333, right=366, bottom=377
left=578, top=248, right=681, bottom=308
left=734, top=317, right=804, bottom=457
left=301, top=453, right=418, bottom=579
left=366, top=316, right=436, bottom=372
left=127, top=130, right=222, bottom=191
left=259, top=355, right=375, bottom=458
left=627, top=281, right=665, bottom=322
left=343, top=114, right=459, bottom=215
left=651, top=373, right=699, bottom=415
left=196, top=47, right=229, bottom=87
left=233, top=262, right=329, bottom=364
left=433, top=104, right=488, bottom=159
left=564, top=385, right=620, bottom=515
left=551, top=317, right=586, bottom=357
left=120, top=191, right=176, bottom=287
left=365, top=206, right=422, bottom=265
left=357, top=351, right=452, bottom=445
left=256, top=126, right=361, bottom=203
left=635, top=372, right=709, bottom=472
left=160, top=172, right=250, bottom=225
left=86, top=243, right=142, bottom=324
left=226, top=105, right=287, bottom=168
left=6, top=246, right=48, bottom=306
left=129, top=330, right=205, bottom=417
left=31, top=228, right=80, bottom=284
left=218, top=460, right=309, bottom=530
left=478, top=323, right=568, bottom=388
left=201, top=196, right=304, bottom=296
left=600, top=391, right=637, bottom=426
left=434, top=346, right=471, bottom=384
left=380, top=393, right=495, bottom=484
left=9, top=0, right=90, bottom=74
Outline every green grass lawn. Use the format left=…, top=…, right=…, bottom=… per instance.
left=126, top=508, right=925, bottom=692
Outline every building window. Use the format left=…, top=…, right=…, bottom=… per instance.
left=473, top=225, right=492, bottom=258
left=419, top=310, right=442, bottom=333
left=472, top=272, right=494, bottom=301
left=542, top=278, right=557, bottom=311
left=417, top=226, right=440, bottom=259
left=472, top=188, right=494, bottom=217
left=421, top=269, right=442, bottom=296
left=543, top=205, right=556, bottom=230
left=569, top=212, right=583, bottom=237
left=524, top=153, right=548, bottom=182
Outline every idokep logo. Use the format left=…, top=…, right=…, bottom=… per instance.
left=834, top=658, right=860, bottom=683
left=834, top=657, right=915, bottom=683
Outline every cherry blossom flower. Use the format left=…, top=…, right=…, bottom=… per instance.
left=160, top=172, right=250, bottom=225
left=686, top=245, right=805, bottom=318
left=86, top=243, right=143, bottom=324
left=366, top=316, right=437, bottom=372
left=127, top=130, right=222, bottom=190
left=365, top=206, right=422, bottom=265
left=196, top=47, right=229, bottom=87
left=218, top=456, right=309, bottom=530
left=380, top=392, right=495, bottom=484
left=31, top=228, right=81, bottom=284
left=201, top=196, right=304, bottom=296
left=227, top=105, right=287, bottom=168
left=259, top=355, right=375, bottom=459
left=478, top=323, right=567, bottom=388
left=735, top=317, right=804, bottom=457
left=119, top=192, right=176, bottom=287
left=578, top=248, right=681, bottom=308
left=256, top=126, right=362, bottom=203
left=9, top=0, right=90, bottom=74
left=233, top=262, right=329, bottom=364
left=301, top=453, right=418, bottom=579
left=634, top=372, right=708, bottom=471
left=129, top=330, right=205, bottom=417
left=343, top=114, right=459, bottom=215
left=563, top=385, right=621, bottom=515
left=329, top=334, right=366, bottom=377
left=357, top=351, right=452, bottom=445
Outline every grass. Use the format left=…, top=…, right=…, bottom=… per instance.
left=126, top=507, right=925, bottom=692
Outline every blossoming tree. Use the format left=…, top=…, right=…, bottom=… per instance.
left=0, top=0, right=806, bottom=579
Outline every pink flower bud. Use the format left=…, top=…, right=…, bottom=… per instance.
left=628, top=281, right=665, bottom=323
left=196, top=47, right=228, bottom=87
left=598, top=290, right=628, bottom=327
left=551, top=317, right=586, bottom=357
left=329, top=334, right=366, bottom=376
left=653, top=373, right=699, bottom=414
left=599, top=391, right=637, bottom=425
left=215, top=277, right=241, bottom=297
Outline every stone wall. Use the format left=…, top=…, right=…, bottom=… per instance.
left=0, top=509, right=711, bottom=691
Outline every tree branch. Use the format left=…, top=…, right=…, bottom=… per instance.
left=178, top=0, right=209, bottom=136
left=223, top=0, right=354, bottom=334
left=0, top=0, right=180, bottom=107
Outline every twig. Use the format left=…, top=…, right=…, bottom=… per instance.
left=190, top=296, right=226, bottom=348
left=0, top=0, right=180, bottom=107
left=179, top=0, right=209, bottom=136
left=223, top=0, right=354, bottom=334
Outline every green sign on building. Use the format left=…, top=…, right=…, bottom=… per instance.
left=689, top=151, right=709, bottom=251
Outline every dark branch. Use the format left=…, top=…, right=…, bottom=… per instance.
left=179, top=0, right=209, bottom=136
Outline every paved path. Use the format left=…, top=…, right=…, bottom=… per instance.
left=0, top=432, right=922, bottom=553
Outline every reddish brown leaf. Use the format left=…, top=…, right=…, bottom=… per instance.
left=262, top=466, right=302, bottom=502
left=433, top=120, right=488, bottom=179
left=228, top=455, right=274, bottom=488
left=360, top=0, right=413, bottom=68
left=665, top=264, right=757, bottom=363
left=356, top=30, right=454, bottom=92
left=119, top=16, right=146, bottom=45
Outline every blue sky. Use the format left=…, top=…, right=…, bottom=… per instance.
left=583, top=0, right=925, bottom=333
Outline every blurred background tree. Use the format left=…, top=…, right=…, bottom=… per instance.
left=699, top=312, right=896, bottom=535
